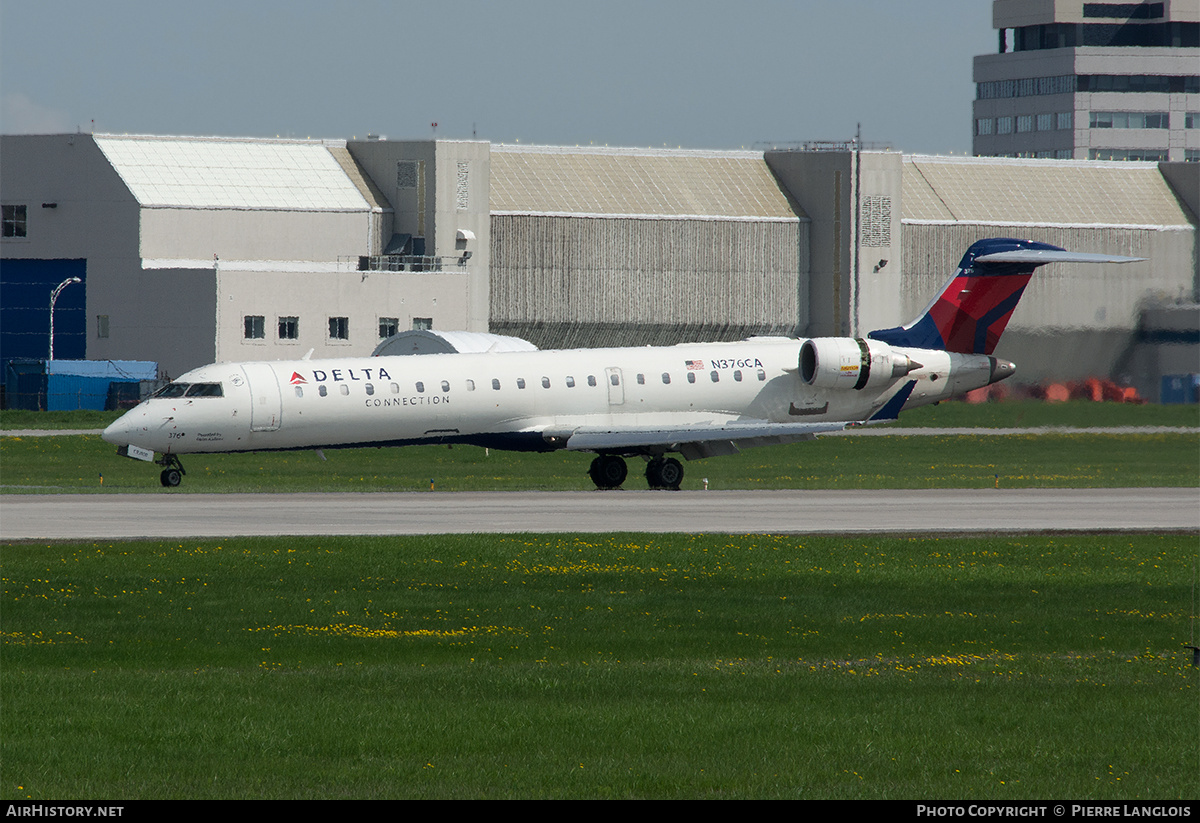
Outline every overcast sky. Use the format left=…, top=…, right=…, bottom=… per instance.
left=1, top=0, right=995, bottom=155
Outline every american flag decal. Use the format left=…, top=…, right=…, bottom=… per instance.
left=685, top=359, right=704, bottom=370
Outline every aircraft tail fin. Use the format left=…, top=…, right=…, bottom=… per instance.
left=868, top=238, right=1142, bottom=355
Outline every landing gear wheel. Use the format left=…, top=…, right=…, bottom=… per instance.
left=589, top=455, right=628, bottom=489
left=156, top=454, right=186, bottom=488
left=646, top=457, right=684, bottom=490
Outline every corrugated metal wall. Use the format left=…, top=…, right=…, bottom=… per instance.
left=490, top=215, right=807, bottom=348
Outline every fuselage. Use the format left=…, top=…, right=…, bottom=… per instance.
left=101, top=337, right=999, bottom=457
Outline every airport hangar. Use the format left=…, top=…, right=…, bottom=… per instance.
left=1, top=133, right=1196, bottom=401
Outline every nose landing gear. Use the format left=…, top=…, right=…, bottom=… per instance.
left=157, top=454, right=186, bottom=488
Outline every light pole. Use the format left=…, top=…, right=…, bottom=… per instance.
left=49, top=276, right=82, bottom=361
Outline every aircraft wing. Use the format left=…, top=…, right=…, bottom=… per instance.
left=562, top=420, right=850, bottom=459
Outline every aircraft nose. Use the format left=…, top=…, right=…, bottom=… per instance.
left=102, top=408, right=147, bottom=446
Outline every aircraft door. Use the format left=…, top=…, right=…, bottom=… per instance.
left=242, top=363, right=282, bottom=432
left=605, top=367, right=625, bottom=407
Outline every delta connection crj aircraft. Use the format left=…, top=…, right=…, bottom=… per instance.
left=103, top=238, right=1141, bottom=489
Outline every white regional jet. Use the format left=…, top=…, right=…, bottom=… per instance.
left=102, top=239, right=1140, bottom=489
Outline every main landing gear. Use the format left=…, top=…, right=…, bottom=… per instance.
left=157, top=454, right=186, bottom=488
left=588, top=454, right=684, bottom=491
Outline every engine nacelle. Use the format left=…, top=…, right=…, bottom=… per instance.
left=799, top=337, right=920, bottom=391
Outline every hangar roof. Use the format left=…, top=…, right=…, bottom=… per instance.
left=490, top=145, right=803, bottom=220
left=903, top=156, right=1194, bottom=228
left=94, top=134, right=372, bottom=212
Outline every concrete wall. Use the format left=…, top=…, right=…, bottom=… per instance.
left=214, top=268, right=470, bottom=364
left=139, top=208, right=372, bottom=263
left=765, top=150, right=902, bottom=338
left=347, top=139, right=490, bottom=332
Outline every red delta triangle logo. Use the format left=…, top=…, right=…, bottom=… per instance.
left=290, top=372, right=308, bottom=384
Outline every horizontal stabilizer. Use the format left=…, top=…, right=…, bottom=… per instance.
left=975, top=250, right=1144, bottom=265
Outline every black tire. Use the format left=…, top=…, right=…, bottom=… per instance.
left=589, top=455, right=627, bottom=489
left=646, top=457, right=684, bottom=490
left=657, top=457, right=683, bottom=490
left=160, top=468, right=182, bottom=488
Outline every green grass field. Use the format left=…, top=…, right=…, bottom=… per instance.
left=2, top=532, right=1196, bottom=799
left=2, top=430, right=1197, bottom=493
left=2, top=399, right=1198, bottom=493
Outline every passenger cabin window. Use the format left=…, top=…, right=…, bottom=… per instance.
left=415, top=382, right=425, bottom=393
left=492, top=379, right=501, bottom=390
left=710, top=371, right=719, bottom=383
left=390, top=383, right=399, bottom=394
left=466, top=379, right=476, bottom=391
left=587, top=375, right=597, bottom=387
left=757, top=369, right=766, bottom=381
left=441, top=380, right=450, bottom=392
left=517, top=378, right=526, bottom=389
left=295, top=386, right=303, bottom=398
left=636, top=374, right=645, bottom=385
left=734, top=370, right=743, bottom=382
left=338, top=384, right=349, bottom=396
left=662, top=373, right=671, bottom=384
left=541, top=377, right=550, bottom=389
left=566, top=376, right=575, bottom=388
left=610, top=374, right=620, bottom=386
left=687, top=372, right=696, bottom=384
left=365, top=383, right=375, bottom=396
left=319, top=385, right=328, bottom=397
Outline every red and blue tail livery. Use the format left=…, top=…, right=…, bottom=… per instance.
left=869, top=238, right=1140, bottom=355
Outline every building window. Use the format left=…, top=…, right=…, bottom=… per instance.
left=328, top=316, right=349, bottom=340
left=379, top=317, right=399, bottom=339
left=1036, top=113, right=1054, bottom=132
left=1088, top=148, right=1168, bottom=161
left=1089, top=111, right=1169, bottom=129
left=412, top=317, right=432, bottom=331
left=1083, top=4, right=1163, bottom=19
left=1186, top=113, right=1199, bottom=129
left=1017, top=115, right=1034, bottom=133
left=278, top=316, right=299, bottom=340
left=975, top=118, right=993, bottom=136
left=997, top=117, right=1014, bottom=135
left=244, top=315, right=265, bottom=339
left=1057, top=112, right=1072, bottom=130
left=2, top=205, right=27, bottom=238
left=97, top=315, right=110, bottom=339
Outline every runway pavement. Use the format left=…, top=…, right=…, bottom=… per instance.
left=3, top=488, right=1197, bottom=540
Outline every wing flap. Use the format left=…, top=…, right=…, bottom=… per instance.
left=563, top=420, right=848, bottom=454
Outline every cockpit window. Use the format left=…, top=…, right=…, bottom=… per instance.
left=185, top=383, right=223, bottom=397
left=153, top=383, right=190, bottom=398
